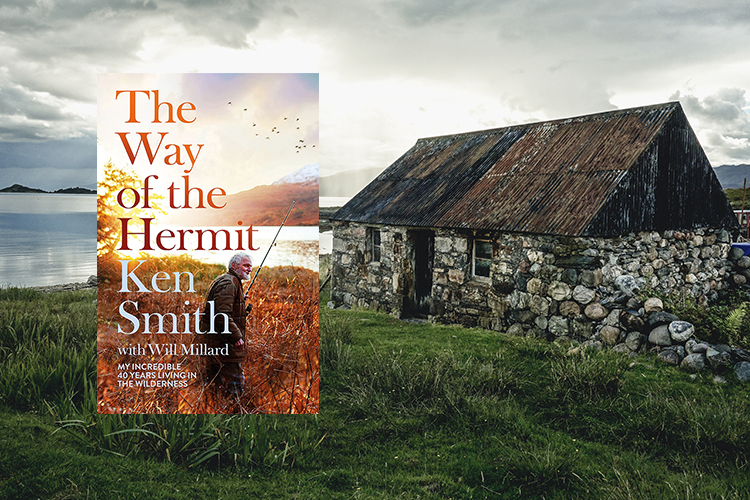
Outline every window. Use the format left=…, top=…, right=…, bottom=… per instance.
left=473, top=239, right=492, bottom=278
left=367, top=228, right=381, bottom=262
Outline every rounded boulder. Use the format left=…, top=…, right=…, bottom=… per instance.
left=668, top=321, right=695, bottom=343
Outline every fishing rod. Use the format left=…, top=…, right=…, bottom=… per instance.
left=247, top=200, right=295, bottom=290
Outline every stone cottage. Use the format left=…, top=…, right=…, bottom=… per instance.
left=329, top=102, right=740, bottom=337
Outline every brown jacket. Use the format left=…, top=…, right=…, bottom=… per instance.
left=200, top=269, right=246, bottom=362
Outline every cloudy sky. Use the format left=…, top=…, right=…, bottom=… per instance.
left=1, top=0, right=749, bottom=191
left=98, top=73, right=318, bottom=195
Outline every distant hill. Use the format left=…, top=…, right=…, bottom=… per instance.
left=54, top=187, right=97, bottom=194
left=714, top=164, right=750, bottom=189
left=169, top=164, right=318, bottom=226
left=0, top=184, right=47, bottom=193
left=0, top=184, right=95, bottom=194
left=320, top=167, right=384, bottom=197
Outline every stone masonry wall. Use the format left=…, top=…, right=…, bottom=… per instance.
left=330, top=221, right=412, bottom=314
left=330, top=221, right=737, bottom=343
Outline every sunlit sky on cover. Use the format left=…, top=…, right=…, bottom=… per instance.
left=97, top=73, right=319, bottom=194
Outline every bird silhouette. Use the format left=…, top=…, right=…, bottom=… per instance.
left=228, top=101, right=232, bottom=105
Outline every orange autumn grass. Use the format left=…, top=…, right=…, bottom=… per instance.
left=96, top=257, right=318, bottom=414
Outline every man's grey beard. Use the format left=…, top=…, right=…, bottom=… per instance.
left=234, top=267, right=251, bottom=280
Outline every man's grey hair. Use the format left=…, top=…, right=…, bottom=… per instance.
left=229, top=252, right=252, bottom=271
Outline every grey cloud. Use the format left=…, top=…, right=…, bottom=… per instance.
left=672, top=88, right=749, bottom=132
left=683, top=88, right=746, bottom=124
left=0, top=0, right=278, bottom=142
left=0, top=85, right=68, bottom=122
left=0, top=0, right=157, bottom=33
left=0, top=76, right=93, bottom=141
left=388, top=0, right=496, bottom=26
left=671, top=88, right=750, bottom=163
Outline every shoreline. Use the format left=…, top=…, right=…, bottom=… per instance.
left=29, top=276, right=97, bottom=294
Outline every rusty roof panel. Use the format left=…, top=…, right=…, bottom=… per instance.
left=332, top=102, right=735, bottom=236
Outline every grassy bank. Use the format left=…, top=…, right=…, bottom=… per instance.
left=1, top=286, right=749, bottom=499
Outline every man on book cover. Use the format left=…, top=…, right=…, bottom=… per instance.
left=200, top=252, right=252, bottom=408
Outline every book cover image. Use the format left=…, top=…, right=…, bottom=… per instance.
left=96, top=74, right=319, bottom=414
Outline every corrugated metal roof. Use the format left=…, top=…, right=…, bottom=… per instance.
left=332, top=102, right=732, bottom=236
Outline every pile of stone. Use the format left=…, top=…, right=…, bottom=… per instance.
left=564, top=279, right=750, bottom=383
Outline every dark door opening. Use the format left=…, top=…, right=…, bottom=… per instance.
left=410, top=230, right=434, bottom=317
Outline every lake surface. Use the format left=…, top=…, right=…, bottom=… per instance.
left=0, top=193, right=318, bottom=288
left=319, top=196, right=350, bottom=255
left=0, top=193, right=97, bottom=287
left=116, top=225, right=319, bottom=272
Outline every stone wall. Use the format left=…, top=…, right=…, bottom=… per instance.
left=330, top=222, right=412, bottom=314
left=330, top=221, right=737, bottom=342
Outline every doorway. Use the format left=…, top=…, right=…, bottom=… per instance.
left=409, top=230, right=434, bottom=317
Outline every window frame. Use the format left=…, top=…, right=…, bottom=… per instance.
left=367, top=227, right=381, bottom=263
left=472, top=238, right=492, bottom=279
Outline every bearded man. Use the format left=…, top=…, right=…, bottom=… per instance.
left=200, top=252, right=253, bottom=403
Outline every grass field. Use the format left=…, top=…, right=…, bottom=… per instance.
left=1, top=284, right=750, bottom=499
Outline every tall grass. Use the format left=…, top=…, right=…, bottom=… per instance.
left=1, top=261, right=321, bottom=469
left=3, top=282, right=750, bottom=498
left=54, top=376, right=323, bottom=468
left=96, top=258, right=318, bottom=414
left=0, top=288, right=95, bottom=410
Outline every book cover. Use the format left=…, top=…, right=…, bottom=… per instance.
left=96, top=74, right=319, bottom=414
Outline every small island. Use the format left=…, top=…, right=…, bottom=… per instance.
left=0, top=184, right=96, bottom=194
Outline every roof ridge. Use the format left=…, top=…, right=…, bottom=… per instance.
left=417, top=101, right=680, bottom=143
